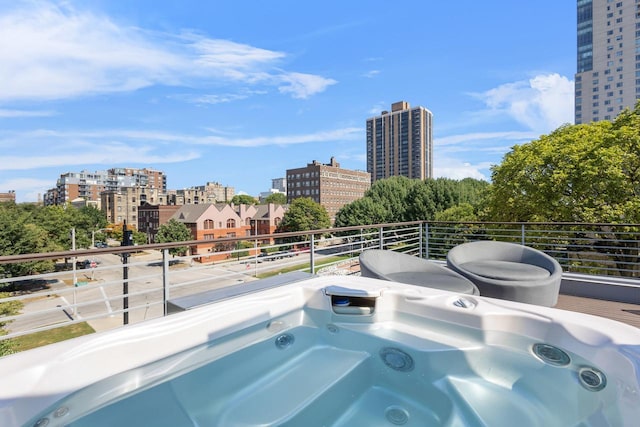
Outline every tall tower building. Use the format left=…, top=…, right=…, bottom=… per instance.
left=575, top=0, right=639, bottom=124
left=366, top=101, right=433, bottom=182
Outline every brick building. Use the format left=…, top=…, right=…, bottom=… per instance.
left=286, top=157, right=371, bottom=222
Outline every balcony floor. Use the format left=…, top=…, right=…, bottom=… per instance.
left=555, top=294, right=640, bottom=329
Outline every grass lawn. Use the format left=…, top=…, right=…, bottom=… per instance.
left=256, top=254, right=352, bottom=279
left=11, top=322, right=95, bottom=352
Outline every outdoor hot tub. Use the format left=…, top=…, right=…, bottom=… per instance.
left=1, top=274, right=639, bottom=426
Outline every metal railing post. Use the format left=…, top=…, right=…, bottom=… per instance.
left=162, top=249, right=170, bottom=316
left=521, top=224, right=526, bottom=246
left=424, top=223, right=429, bottom=259
left=310, top=234, right=315, bottom=274
left=378, top=227, right=384, bottom=249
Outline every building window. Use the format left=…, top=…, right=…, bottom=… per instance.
left=204, top=219, right=213, bottom=229
left=226, top=219, right=236, bottom=228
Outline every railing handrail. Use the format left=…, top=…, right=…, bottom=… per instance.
left=3, top=219, right=639, bottom=265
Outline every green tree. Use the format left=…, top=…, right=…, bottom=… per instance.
left=334, top=197, right=388, bottom=229
left=365, top=176, right=421, bottom=223
left=434, top=203, right=478, bottom=222
left=155, top=219, right=193, bottom=257
left=276, top=198, right=330, bottom=237
left=487, top=111, right=640, bottom=223
left=263, top=192, right=287, bottom=205
left=231, top=194, right=258, bottom=205
left=334, top=176, right=489, bottom=228
left=486, top=104, right=640, bottom=276
left=0, top=205, right=57, bottom=277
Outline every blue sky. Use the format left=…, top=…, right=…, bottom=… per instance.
left=0, top=1, right=576, bottom=203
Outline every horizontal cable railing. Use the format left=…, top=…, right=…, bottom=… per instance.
left=1, top=221, right=639, bottom=342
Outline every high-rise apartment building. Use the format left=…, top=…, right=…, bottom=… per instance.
left=286, top=157, right=371, bottom=222
left=366, top=101, right=433, bottom=182
left=575, top=0, right=640, bottom=124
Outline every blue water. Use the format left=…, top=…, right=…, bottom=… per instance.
left=31, top=313, right=621, bottom=427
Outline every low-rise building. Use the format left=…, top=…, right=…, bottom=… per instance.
left=171, top=203, right=286, bottom=262
left=138, top=202, right=182, bottom=243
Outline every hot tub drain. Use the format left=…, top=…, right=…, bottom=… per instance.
left=532, top=343, right=571, bottom=366
left=385, top=406, right=409, bottom=425
left=380, top=347, right=414, bottom=372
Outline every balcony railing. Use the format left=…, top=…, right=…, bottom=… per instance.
left=1, top=221, right=639, bottom=342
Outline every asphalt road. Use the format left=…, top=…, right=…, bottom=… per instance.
left=7, top=250, right=315, bottom=334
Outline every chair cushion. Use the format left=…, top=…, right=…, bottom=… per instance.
left=459, top=260, right=550, bottom=281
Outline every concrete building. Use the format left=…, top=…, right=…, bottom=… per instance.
left=286, top=157, right=371, bottom=222
left=44, top=167, right=166, bottom=207
left=101, top=187, right=166, bottom=229
left=366, top=101, right=433, bottom=182
left=575, top=0, right=640, bottom=123
left=272, top=178, right=286, bottom=193
left=176, top=182, right=235, bottom=204
left=0, top=191, right=16, bottom=203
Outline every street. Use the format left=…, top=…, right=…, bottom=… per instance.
left=8, top=249, right=313, bottom=334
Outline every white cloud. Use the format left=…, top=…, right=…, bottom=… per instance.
left=435, top=131, right=538, bottom=147
left=277, top=72, right=337, bottom=99
left=475, top=73, right=574, bottom=133
left=363, top=70, right=380, bottom=78
left=367, top=102, right=386, bottom=116
left=0, top=145, right=201, bottom=171
left=0, top=177, right=53, bottom=203
left=0, top=126, right=363, bottom=170
left=433, top=158, right=493, bottom=181
left=0, top=109, right=56, bottom=118
left=0, top=2, right=335, bottom=101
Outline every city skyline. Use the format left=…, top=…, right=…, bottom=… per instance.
left=0, top=1, right=576, bottom=203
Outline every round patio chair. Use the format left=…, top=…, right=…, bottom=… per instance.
left=446, top=241, right=562, bottom=306
left=359, top=249, right=479, bottom=295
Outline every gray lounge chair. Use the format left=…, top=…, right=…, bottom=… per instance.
left=446, top=241, right=562, bottom=306
left=359, top=249, right=479, bottom=295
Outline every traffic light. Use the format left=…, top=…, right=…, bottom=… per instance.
left=122, top=221, right=134, bottom=247
left=123, top=229, right=133, bottom=246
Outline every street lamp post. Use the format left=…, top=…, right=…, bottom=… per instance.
left=71, top=228, right=77, bottom=318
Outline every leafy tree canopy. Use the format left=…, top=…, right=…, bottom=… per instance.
left=155, top=219, right=193, bottom=257
left=276, top=198, right=330, bottom=234
left=487, top=103, right=640, bottom=223
left=334, top=176, right=489, bottom=227
left=263, top=192, right=286, bottom=205
left=0, top=203, right=109, bottom=276
left=231, top=194, right=258, bottom=205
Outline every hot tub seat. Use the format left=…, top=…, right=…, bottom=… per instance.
left=359, top=249, right=479, bottom=295
left=446, top=241, right=562, bottom=307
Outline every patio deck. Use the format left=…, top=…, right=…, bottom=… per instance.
left=555, top=293, right=640, bottom=329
